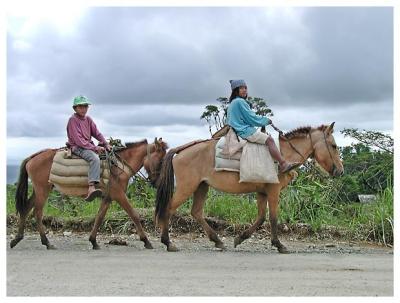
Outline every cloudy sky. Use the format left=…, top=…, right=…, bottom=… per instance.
left=6, top=6, right=393, bottom=164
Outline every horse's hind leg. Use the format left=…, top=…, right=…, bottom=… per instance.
left=234, top=192, right=267, bottom=248
left=33, top=185, right=54, bottom=249
left=89, top=196, right=111, bottom=250
left=10, top=194, right=35, bottom=248
left=191, top=182, right=225, bottom=250
left=114, top=192, right=153, bottom=249
left=160, top=184, right=197, bottom=252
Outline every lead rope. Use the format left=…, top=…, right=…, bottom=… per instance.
left=270, top=123, right=309, bottom=162
left=103, top=146, right=135, bottom=195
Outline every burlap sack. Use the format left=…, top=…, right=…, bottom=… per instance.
left=220, top=127, right=246, bottom=157
left=239, top=142, right=279, bottom=183
left=49, top=150, right=111, bottom=196
left=215, top=137, right=240, bottom=172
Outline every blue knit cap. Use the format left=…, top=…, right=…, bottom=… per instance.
left=229, top=79, right=247, bottom=90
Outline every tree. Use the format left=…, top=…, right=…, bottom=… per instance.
left=341, top=128, right=393, bottom=154
left=200, top=96, right=273, bottom=135
left=340, top=128, right=393, bottom=194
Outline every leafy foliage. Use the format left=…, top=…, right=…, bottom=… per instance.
left=200, top=96, right=273, bottom=135
left=341, top=128, right=393, bottom=154
left=340, top=129, right=393, bottom=195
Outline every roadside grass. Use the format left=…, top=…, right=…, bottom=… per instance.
left=6, top=175, right=393, bottom=245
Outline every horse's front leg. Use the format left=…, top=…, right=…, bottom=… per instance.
left=234, top=192, right=267, bottom=248
left=268, top=188, right=289, bottom=254
left=114, top=192, right=153, bottom=249
left=89, top=196, right=111, bottom=250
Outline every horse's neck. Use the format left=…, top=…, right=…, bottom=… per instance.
left=280, top=136, right=313, bottom=164
left=120, top=144, right=150, bottom=172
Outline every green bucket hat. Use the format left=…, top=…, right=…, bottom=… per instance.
left=73, top=95, right=91, bottom=107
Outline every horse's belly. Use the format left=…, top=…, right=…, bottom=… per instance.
left=206, top=171, right=267, bottom=194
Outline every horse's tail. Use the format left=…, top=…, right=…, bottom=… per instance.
left=155, top=149, right=177, bottom=225
left=15, top=157, right=32, bottom=216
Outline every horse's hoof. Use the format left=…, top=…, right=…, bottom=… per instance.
left=278, top=246, right=290, bottom=254
left=215, top=242, right=226, bottom=250
left=10, top=239, right=19, bottom=248
left=144, top=242, right=153, bottom=249
left=167, top=243, right=179, bottom=252
left=92, top=244, right=101, bottom=250
left=47, top=244, right=57, bottom=250
left=233, top=237, right=242, bottom=248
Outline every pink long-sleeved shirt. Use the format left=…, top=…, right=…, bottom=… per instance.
left=67, top=114, right=107, bottom=152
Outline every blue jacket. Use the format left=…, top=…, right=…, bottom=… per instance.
left=227, top=97, right=271, bottom=138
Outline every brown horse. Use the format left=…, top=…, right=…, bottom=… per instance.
left=155, top=123, right=343, bottom=253
left=11, top=138, right=168, bottom=250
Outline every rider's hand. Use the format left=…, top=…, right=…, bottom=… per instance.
left=105, top=143, right=112, bottom=151
left=96, top=146, right=106, bottom=154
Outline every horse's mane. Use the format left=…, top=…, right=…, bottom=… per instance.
left=125, top=139, right=148, bottom=148
left=283, top=125, right=327, bottom=139
left=119, top=139, right=169, bottom=152
left=116, top=139, right=148, bottom=152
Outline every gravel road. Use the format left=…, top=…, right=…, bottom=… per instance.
left=7, top=232, right=393, bottom=296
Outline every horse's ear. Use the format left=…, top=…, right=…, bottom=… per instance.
left=154, top=137, right=160, bottom=148
left=158, top=137, right=163, bottom=143
left=327, top=122, right=335, bottom=134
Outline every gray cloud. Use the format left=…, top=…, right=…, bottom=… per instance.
left=278, top=7, right=393, bottom=105
left=7, top=7, right=393, bottom=145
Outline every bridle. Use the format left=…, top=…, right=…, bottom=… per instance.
left=271, top=123, right=337, bottom=175
left=139, top=143, right=163, bottom=184
left=322, top=130, right=338, bottom=176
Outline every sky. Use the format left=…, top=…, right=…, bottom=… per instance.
left=6, top=5, right=394, bottom=165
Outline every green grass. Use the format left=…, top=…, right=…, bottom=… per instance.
left=204, top=192, right=257, bottom=225
left=6, top=174, right=393, bottom=245
left=279, top=175, right=393, bottom=245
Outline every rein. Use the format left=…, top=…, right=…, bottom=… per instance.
left=271, top=123, right=336, bottom=174
left=145, top=144, right=157, bottom=182
left=271, top=123, right=313, bottom=162
left=128, top=146, right=156, bottom=184
left=103, top=147, right=134, bottom=178
left=104, top=144, right=160, bottom=186
left=102, top=147, right=135, bottom=195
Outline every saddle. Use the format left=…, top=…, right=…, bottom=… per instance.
left=49, top=147, right=132, bottom=197
left=214, top=127, right=279, bottom=183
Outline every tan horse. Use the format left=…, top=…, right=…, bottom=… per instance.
left=11, top=138, right=168, bottom=250
left=155, top=123, right=343, bottom=253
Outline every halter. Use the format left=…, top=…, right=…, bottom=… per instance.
left=103, top=147, right=134, bottom=179
left=272, top=123, right=336, bottom=174
left=271, top=124, right=313, bottom=161
left=143, top=143, right=163, bottom=183
left=322, top=130, right=338, bottom=175
left=101, top=147, right=135, bottom=196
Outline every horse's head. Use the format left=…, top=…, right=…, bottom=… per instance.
left=311, top=122, right=344, bottom=177
left=143, top=137, right=168, bottom=187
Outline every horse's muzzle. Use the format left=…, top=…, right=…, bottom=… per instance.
left=332, top=165, right=344, bottom=177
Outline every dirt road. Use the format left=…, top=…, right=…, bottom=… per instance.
left=7, top=232, right=393, bottom=296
